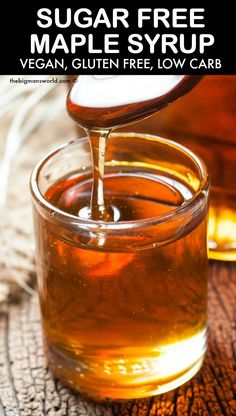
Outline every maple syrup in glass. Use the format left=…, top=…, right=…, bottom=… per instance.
left=31, top=133, right=209, bottom=399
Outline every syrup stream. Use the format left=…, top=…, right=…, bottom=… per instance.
left=67, top=75, right=202, bottom=221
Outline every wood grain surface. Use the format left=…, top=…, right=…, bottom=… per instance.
left=0, top=262, right=235, bottom=416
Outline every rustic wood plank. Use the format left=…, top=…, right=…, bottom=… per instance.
left=0, top=262, right=235, bottom=416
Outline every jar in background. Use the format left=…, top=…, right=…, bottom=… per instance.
left=126, top=76, right=236, bottom=261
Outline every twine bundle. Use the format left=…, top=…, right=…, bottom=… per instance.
left=0, top=76, right=73, bottom=302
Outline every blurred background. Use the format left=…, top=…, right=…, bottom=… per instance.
left=122, top=76, right=236, bottom=261
left=0, top=75, right=235, bottom=304
left=0, top=76, right=78, bottom=300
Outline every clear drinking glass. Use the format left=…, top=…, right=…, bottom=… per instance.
left=30, top=132, right=209, bottom=400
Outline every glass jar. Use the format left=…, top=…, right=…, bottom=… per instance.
left=31, top=133, right=209, bottom=400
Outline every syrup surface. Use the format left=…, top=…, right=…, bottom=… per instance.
left=66, top=75, right=201, bottom=220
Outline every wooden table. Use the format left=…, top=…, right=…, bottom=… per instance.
left=0, top=262, right=235, bottom=416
